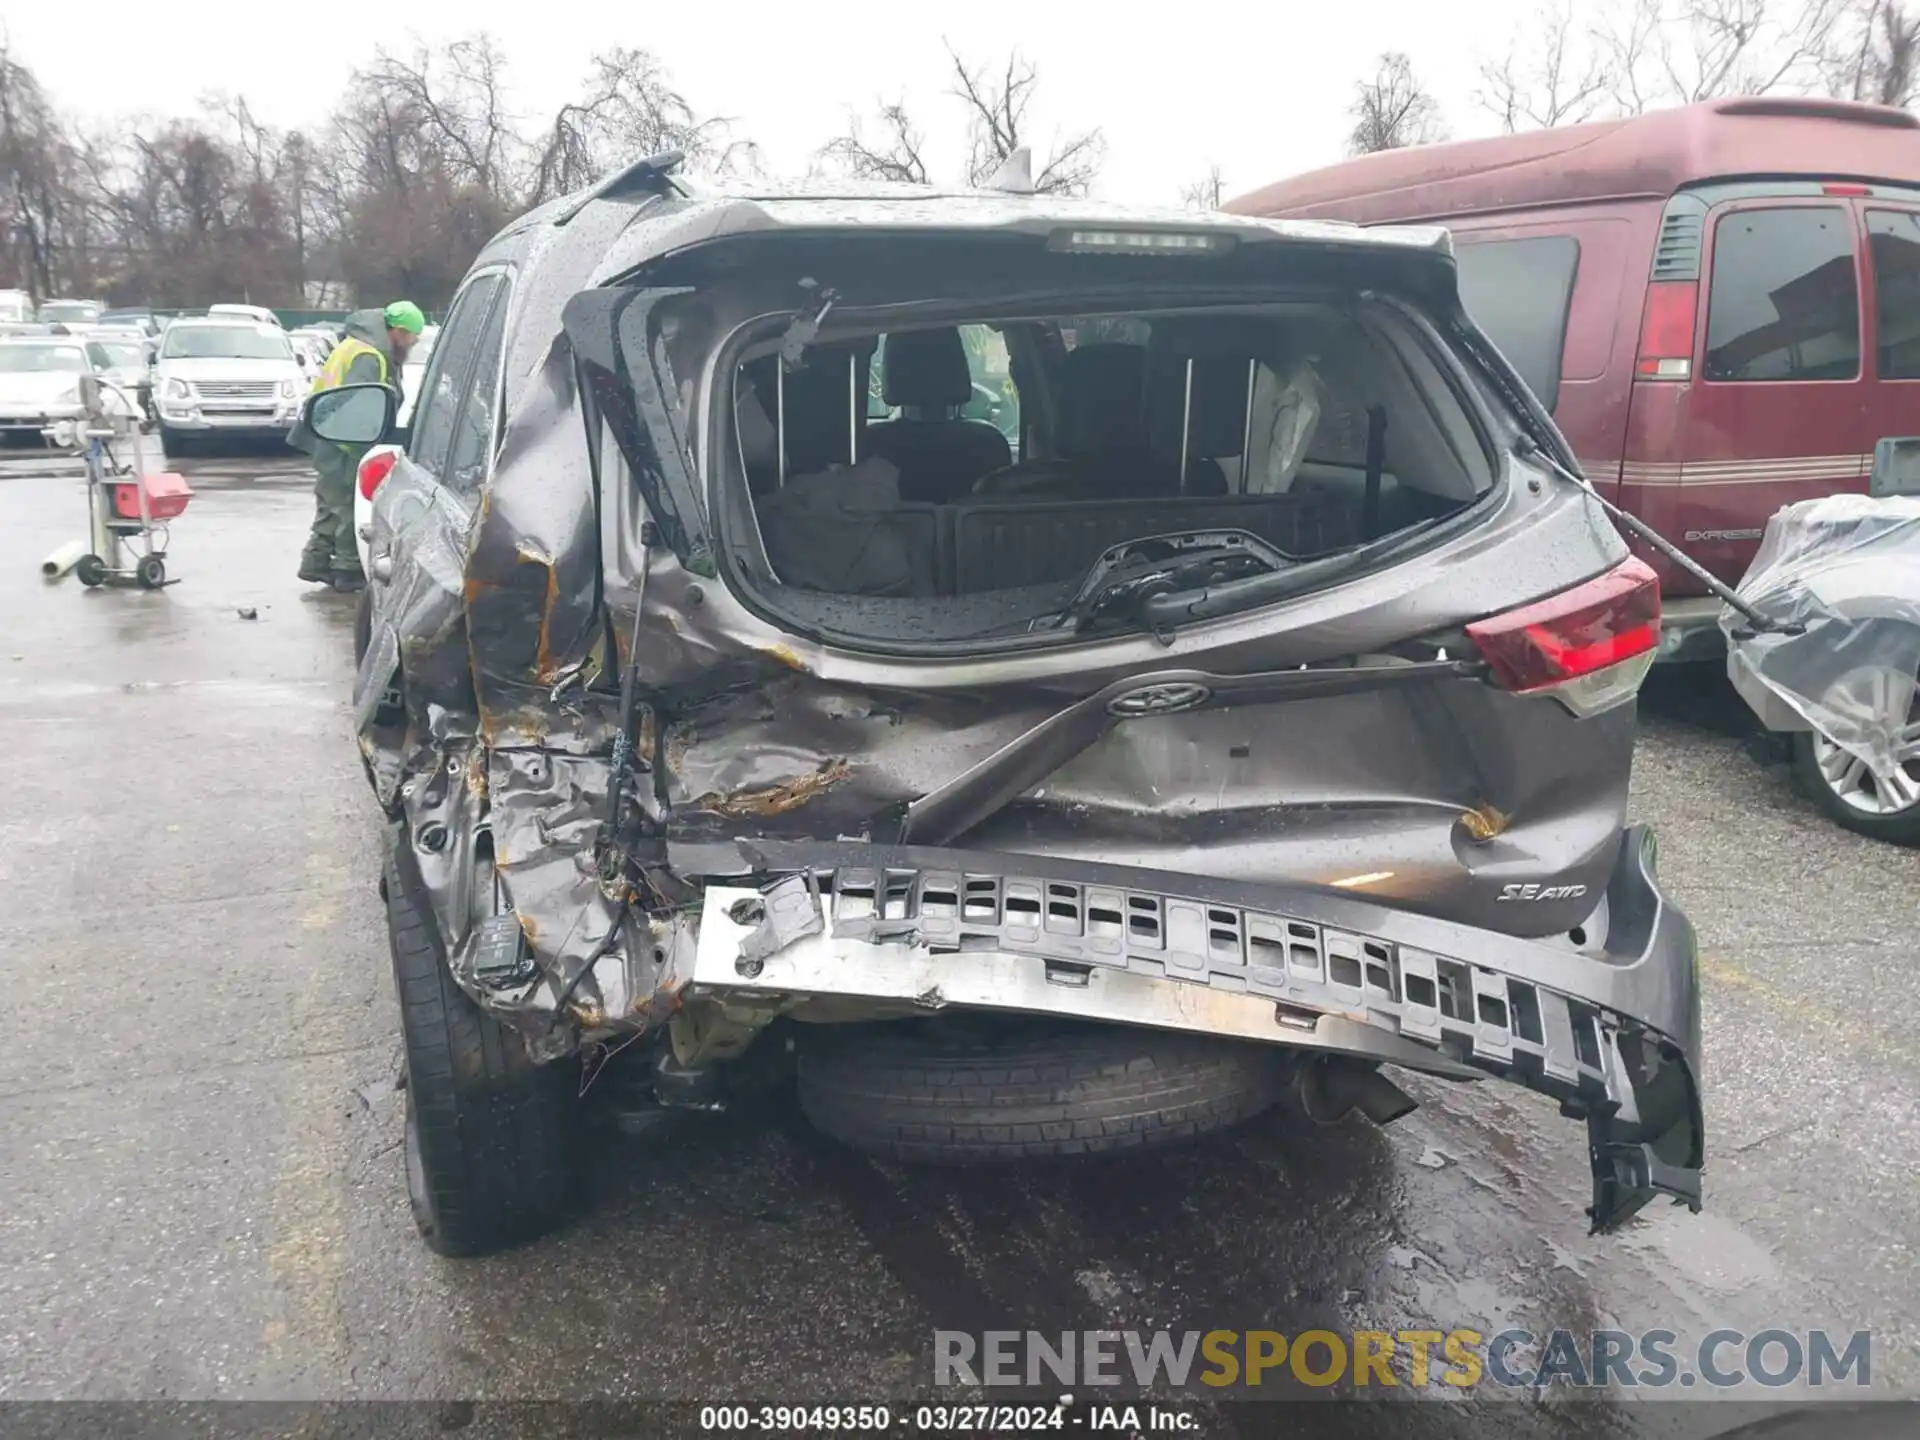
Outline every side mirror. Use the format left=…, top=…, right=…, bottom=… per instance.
left=305, top=382, right=394, bottom=445
left=1870, top=436, right=1920, bottom=497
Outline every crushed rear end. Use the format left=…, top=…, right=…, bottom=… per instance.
left=364, top=193, right=1702, bottom=1234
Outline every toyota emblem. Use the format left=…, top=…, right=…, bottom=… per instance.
left=1108, top=682, right=1212, bottom=717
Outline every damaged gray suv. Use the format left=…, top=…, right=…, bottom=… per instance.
left=306, top=153, right=1704, bottom=1257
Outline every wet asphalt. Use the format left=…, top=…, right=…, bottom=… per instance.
left=0, top=441, right=1916, bottom=1436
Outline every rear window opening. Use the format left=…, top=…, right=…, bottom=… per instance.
left=701, top=290, right=1500, bottom=649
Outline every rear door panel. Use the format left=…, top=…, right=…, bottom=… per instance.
left=1668, top=199, right=1873, bottom=587
left=1863, top=204, right=1920, bottom=455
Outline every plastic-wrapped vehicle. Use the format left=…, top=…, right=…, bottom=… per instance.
left=301, top=153, right=1704, bottom=1257
left=1725, top=443, right=1920, bottom=843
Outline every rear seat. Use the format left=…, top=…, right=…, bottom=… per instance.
left=945, top=491, right=1355, bottom=593
left=746, top=336, right=1358, bottom=599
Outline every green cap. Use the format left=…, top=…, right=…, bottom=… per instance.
left=383, top=300, right=426, bottom=334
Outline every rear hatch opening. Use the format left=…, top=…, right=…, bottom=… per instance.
left=711, top=292, right=1500, bottom=653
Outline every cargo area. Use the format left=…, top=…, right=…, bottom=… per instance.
left=723, top=298, right=1493, bottom=631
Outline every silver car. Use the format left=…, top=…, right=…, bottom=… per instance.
left=154, top=320, right=305, bottom=452
left=0, top=338, right=97, bottom=440
left=86, top=335, right=154, bottom=417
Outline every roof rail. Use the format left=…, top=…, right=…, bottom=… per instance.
left=553, top=150, right=687, bottom=228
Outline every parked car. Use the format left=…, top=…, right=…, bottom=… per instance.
left=207, top=302, right=282, bottom=328
left=153, top=319, right=305, bottom=452
left=0, top=336, right=98, bottom=442
left=1725, top=449, right=1920, bottom=842
left=291, top=325, right=337, bottom=362
left=304, top=159, right=1704, bottom=1258
left=1234, top=96, right=1920, bottom=671
left=99, top=309, right=163, bottom=340
left=86, top=334, right=155, bottom=419
left=37, top=298, right=104, bottom=327
left=392, top=322, right=438, bottom=427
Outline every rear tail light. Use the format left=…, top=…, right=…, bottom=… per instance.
left=1634, top=281, right=1698, bottom=379
left=358, top=449, right=398, bottom=501
left=1467, top=557, right=1661, bottom=715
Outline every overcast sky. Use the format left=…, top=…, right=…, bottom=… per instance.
left=9, top=0, right=1548, bottom=203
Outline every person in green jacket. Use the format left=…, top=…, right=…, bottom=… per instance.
left=293, top=300, right=424, bottom=591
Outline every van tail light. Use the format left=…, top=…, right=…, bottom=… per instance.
left=358, top=449, right=398, bottom=501
left=1634, top=281, right=1698, bottom=379
left=1467, top=557, right=1662, bottom=716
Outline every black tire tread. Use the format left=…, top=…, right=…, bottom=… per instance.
left=798, top=1021, right=1281, bottom=1164
left=386, top=843, right=577, bottom=1256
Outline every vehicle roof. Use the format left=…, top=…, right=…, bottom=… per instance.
left=598, top=189, right=1447, bottom=277
left=1229, top=96, right=1920, bottom=224
left=471, top=176, right=1468, bottom=426
left=170, top=317, right=276, bottom=329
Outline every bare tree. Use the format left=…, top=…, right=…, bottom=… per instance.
left=1594, top=0, right=1844, bottom=112
left=358, top=36, right=521, bottom=199
left=817, top=100, right=930, bottom=185
left=1180, top=164, right=1226, bottom=210
left=0, top=29, right=745, bottom=309
left=1348, top=52, right=1447, bottom=155
left=947, top=46, right=1105, bottom=194
left=816, top=48, right=1103, bottom=194
left=1824, top=0, right=1920, bottom=103
left=528, top=46, right=738, bottom=204
left=0, top=39, right=84, bottom=296
left=1479, top=0, right=1616, bottom=130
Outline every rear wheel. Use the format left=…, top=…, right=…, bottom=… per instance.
left=75, top=554, right=106, bottom=588
left=1777, top=621, right=1920, bottom=846
left=797, top=1016, right=1285, bottom=1164
left=135, top=555, right=165, bottom=589
left=1793, top=724, right=1920, bottom=845
left=386, top=841, right=579, bottom=1255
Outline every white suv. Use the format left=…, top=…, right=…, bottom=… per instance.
left=155, top=320, right=304, bottom=452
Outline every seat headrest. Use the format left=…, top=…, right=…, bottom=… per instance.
left=883, top=328, right=974, bottom=409
left=1057, top=343, right=1148, bottom=456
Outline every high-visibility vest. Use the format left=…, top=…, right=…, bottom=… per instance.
left=313, top=335, right=389, bottom=394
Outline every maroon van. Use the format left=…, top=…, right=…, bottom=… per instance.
left=1233, top=96, right=1920, bottom=661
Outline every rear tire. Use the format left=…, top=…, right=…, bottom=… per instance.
left=798, top=1017, right=1284, bottom=1165
left=75, top=554, right=106, bottom=588
left=1792, top=731, right=1920, bottom=846
left=1786, top=623, right=1920, bottom=846
left=385, top=841, right=579, bottom=1256
left=135, top=555, right=165, bottom=589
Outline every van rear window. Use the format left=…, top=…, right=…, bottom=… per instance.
left=1705, top=207, right=1859, bottom=382
left=1867, top=209, right=1920, bottom=379
left=1453, top=236, right=1578, bottom=412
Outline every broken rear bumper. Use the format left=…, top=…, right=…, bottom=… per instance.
left=684, top=825, right=1702, bottom=1234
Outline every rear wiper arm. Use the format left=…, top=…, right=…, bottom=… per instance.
left=1046, top=530, right=1293, bottom=636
